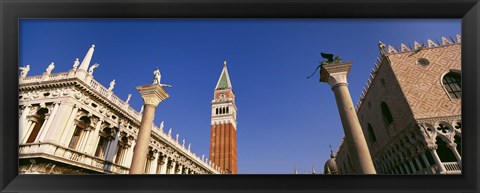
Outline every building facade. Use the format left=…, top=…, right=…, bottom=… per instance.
left=334, top=35, right=462, bottom=174
left=209, top=61, right=238, bottom=174
left=18, top=45, right=223, bottom=174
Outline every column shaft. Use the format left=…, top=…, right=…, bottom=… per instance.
left=150, top=152, right=159, bottom=174
left=430, top=149, right=447, bottom=174
left=332, top=84, right=376, bottom=174
left=130, top=104, right=156, bottom=174
left=19, top=106, right=31, bottom=142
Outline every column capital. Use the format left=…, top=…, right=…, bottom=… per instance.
left=136, top=84, right=170, bottom=108
left=320, top=62, right=353, bottom=87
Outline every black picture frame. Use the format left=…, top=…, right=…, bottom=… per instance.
left=1, top=0, right=479, bottom=192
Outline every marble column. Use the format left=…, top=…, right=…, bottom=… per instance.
left=150, top=152, right=159, bottom=174
left=429, top=148, right=447, bottom=174
left=125, top=140, right=136, bottom=167
left=169, top=161, right=177, bottom=174
left=319, top=62, right=376, bottom=174
left=84, top=119, right=103, bottom=155
left=19, top=105, right=32, bottom=142
left=43, top=103, right=75, bottom=143
left=21, top=119, right=37, bottom=144
left=159, top=156, right=168, bottom=174
left=448, top=144, right=462, bottom=167
left=129, top=84, right=169, bottom=174
left=176, top=164, right=183, bottom=174
left=59, top=105, right=79, bottom=146
left=37, top=103, right=60, bottom=142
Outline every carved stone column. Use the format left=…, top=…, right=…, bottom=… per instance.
left=150, top=151, right=159, bottom=174
left=19, top=105, right=32, bottom=142
left=447, top=143, right=462, bottom=166
left=125, top=140, right=136, bottom=167
left=158, top=156, right=168, bottom=174
left=169, top=160, right=177, bottom=174
left=59, top=105, right=79, bottom=146
left=320, top=62, right=376, bottom=174
left=420, top=152, right=432, bottom=174
left=414, top=157, right=424, bottom=172
left=37, top=102, right=60, bottom=142
left=429, top=148, right=447, bottom=174
left=129, top=84, right=169, bottom=174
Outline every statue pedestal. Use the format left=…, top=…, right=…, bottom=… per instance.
left=320, top=62, right=376, bottom=174
left=129, top=84, right=169, bottom=174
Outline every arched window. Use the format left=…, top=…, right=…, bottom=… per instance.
left=114, top=136, right=128, bottom=165
left=216, top=108, right=218, bottom=115
left=68, top=116, right=91, bottom=149
left=222, top=107, right=226, bottom=114
left=226, top=107, right=229, bottom=114
left=367, top=123, right=377, bottom=144
left=26, top=108, right=49, bottom=143
left=381, top=102, right=393, bottom=125
left=435, top=137, right=457, bottom=162
left=442, top=72, right=461, bottom=99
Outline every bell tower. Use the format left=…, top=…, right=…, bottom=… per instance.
left=209, top=60, right=237, bottom=174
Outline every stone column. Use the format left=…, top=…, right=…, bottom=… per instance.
left=150, top=152, right=159, bottom=174
left=125, top=140, right=136, bottom=167
left=319, top=62, right=376, bottom=174
left=414, top=157, right=424, bottom=173
left=43, top=103, right=75, bottom=143
left=159, top=156, right=168, bottom=174
left=59, top=105, right=79, bottom=146
left=129, top=84, right=169, bottom=174
left=420, top=153, right=432, bottom=174
left=37, top=103, right=60, bottom=142
left=429, top=148, right=447, bottom=174
left=19, top=105, right=32, bottom=142
left=21, top=120, right=36, bottom=143
left=84, top=119, right=103, bottom=155
left=169, top=161, right=177, bottom=174
left=408, top=159, right=417, bottom=174
left=448, top=143, right=462, bottom=166
left=177, top=164, right=183, bottom=174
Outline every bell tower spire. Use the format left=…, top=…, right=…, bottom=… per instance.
left=209, top=60, right=237, bottom=174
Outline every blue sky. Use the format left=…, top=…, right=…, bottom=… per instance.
left=20, top=19, right=460, bottom=174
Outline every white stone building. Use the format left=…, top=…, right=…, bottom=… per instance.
left=18, top=45, right=222, bottom=174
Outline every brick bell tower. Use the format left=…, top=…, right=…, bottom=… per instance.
left=209, top=60, right=237, bottom=174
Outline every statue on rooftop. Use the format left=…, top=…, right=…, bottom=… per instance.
left=307, top=52, right=342, bottom=81
left=159, top=121, right=164, bottom=131
left=168, top=128, right=172, bottom=137
left=45, top=62, right=55, bottom=74
left=88, top=63, right=100, bottom=75
left=153, top=68, right=161, bottom=84
left=125, top=94, right=132, bottom=104
left=188, top=143, right=191, bottom=151
left=19, top=64, right=30, bottom=77
left=108, top=79, right=115, bottom=91
left=72, top=58, right=80, bottom=70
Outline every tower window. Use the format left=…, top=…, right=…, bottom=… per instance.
left=442, top=72, right=461, bottom=99
left=216, top=108, right=218, bottom=115
left=381, top=102, right=393, bottom=126
left=226, top=107, right=229, bottom=114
